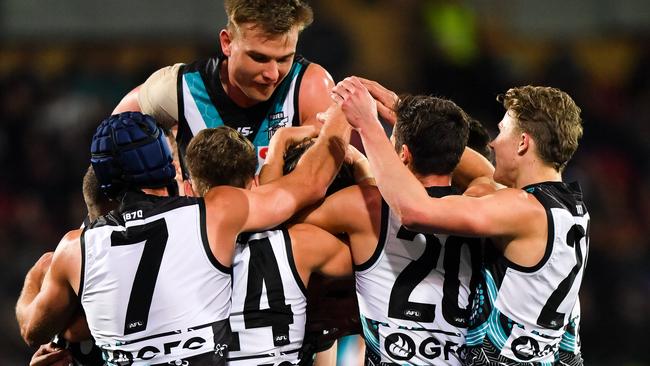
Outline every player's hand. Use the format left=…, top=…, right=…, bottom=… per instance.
left=358, top=77, right=399, bottom=125
left=270, top=125, right=319, bottom=153
left=30, top=343, right=73, bottom=366
left=331, top=77, right=379, bottom=130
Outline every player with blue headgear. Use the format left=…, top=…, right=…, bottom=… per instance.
left=17, top=102, right=351, bottom=365
left=90, top=111, right=178, bottom=199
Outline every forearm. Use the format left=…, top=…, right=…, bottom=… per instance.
left=16, top=273, right=42, bottom=336
left=257, top=146, right=285, bottom=185
left=351, top=156, right=375, bottom=185
left=357, top=120, right=428, bottom=225
left=452, top=148, right=495, bottom=191
left=297, top=111, right=350, bottom=197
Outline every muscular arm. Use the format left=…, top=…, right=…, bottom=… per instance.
left=335, top=77, right=545, bottom=240
left=299, top=185, right=381, bottom=266
left=204, top=103, right=351, bottom=265
left=241, top=104, right=350, bottom=231
left=257, top=125, right=318, bottom=185
left=451, top=147, right=496, bottom=191
left=290, top=223, right=352, bottom=286
left=17, top=231, right=82, bottom=347
left=298, top=63, right=335, bottom=128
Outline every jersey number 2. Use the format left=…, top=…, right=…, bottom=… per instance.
left=110, top=219, right=168, bottom=335
left=537, top=222, right=588, bottom=329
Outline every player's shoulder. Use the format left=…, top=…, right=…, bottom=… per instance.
left=51, top=229, right=83, bottom=271
left=300, top=62, right=334, bottom=88
left=60, top=229, right=82, bottom=248
left=337, top=183, right=381, bottom=207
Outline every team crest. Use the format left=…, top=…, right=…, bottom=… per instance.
left=265, top=111, right=289, bottom=140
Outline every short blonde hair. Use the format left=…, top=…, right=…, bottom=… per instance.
left=499, top=86, right=583, bottom=171
left=225, top=0, right=313, bottom=35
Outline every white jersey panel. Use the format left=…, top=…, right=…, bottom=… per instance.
left=81, top=202, right=232, bottom=365
left=491, top=210, right=589, bottom=363
left=355, top=201, right=481, bottom=365
left=228, top=229, right=307, bottom=365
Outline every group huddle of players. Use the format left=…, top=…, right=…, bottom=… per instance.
left=16, top=1, right=589, bottom=366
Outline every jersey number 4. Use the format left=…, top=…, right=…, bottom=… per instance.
left=389, top=227, right=481, bottom=327
left=243, top=237, right=293, bottom=346
left=110, top=219, right=169, bottom=335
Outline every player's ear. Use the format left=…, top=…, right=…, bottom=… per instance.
left=400, top=144, right=411, bottom=166
left=184, top=179, right=197, bottom=197
left=517, top=132, right=530, bottom=155
left=220, top=29, right=233, bottom=57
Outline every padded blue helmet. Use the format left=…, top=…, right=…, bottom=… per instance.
left=90, top=112, right=176, bottom=199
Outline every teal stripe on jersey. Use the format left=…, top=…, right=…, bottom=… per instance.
left=360, top=315, right=381, bottom=357
left=483, top=269, right=498, bottom=303
left=185, top=71, right=223, bottom=128
left=252, top=62, right=303, bottom=148
left=559, top=333, right=577, bottom=351
left=483, top=270, right=508, bottom=348
left=466, top=322, right=487, bottom=346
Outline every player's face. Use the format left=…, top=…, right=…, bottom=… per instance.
left=489, top=111, right=520, bottom=187
left=222, top=24, right=299, bottom=105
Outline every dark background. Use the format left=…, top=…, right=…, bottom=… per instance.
left=1, top=1, right=648, bottom=364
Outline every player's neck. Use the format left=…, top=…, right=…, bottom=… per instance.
left=141, top=187, right=169, bottom=197
left=514, top=160, right=562, bottom=189
left=219, top=59, right=257, bottom=108
left=415, top=172, right=452, bottom=188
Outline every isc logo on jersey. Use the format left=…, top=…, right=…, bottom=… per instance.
left=382, top=330, right=462, bottom=363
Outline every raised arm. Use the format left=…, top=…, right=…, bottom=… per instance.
left=241, top=103, right=351, bottom=232
left=17, top=231, right=81, bottom=347
left=452, top=147, right=496, bottom=191
left=257, top=125, right=319, bottom=185
left=333, top=77, right=543, bottom=240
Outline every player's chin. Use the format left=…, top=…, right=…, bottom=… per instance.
left=250, top=84, right=276, bottom=100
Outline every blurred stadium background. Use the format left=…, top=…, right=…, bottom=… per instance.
left=1, top=0, right=648, bottom=364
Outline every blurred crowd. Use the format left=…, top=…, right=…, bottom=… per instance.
left=1, top=1, right=648, bottom=364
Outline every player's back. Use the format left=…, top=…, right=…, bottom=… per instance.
left=356, top=186, right=482, bottom=365
left=466, top=181, right=589, bottom=365
left=228, top=229, right=307, bottom=365
left=80, top=192, right=232, bottom=365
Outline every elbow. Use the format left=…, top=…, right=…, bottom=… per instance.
left=396, top=205, right=428, bottom=231
left=21, top=326, right=43, bottom=348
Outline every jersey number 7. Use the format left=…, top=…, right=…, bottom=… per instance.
left=110, top=219, right=169, bottom=335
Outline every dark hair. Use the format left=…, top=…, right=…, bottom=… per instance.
left=467, top=116, right=492, bottom=160
left=283, top=138, right=355, bottom=196
left=225, top=0, right=313, bottom=34
left=393, top=95, right=469, bottom=175
left=498, top=85, right=583, bottom=171
left=185, top=126, right=257, bottom=196
left=82, top=165, right=114, bottom=221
